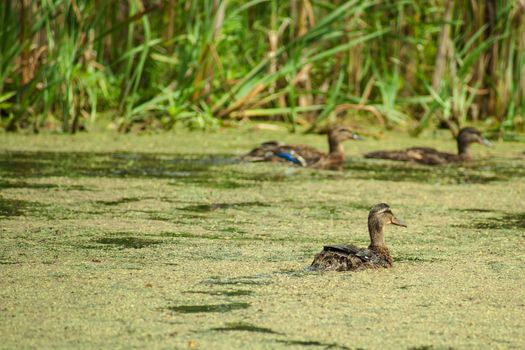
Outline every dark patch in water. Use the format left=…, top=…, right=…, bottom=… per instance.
left=95, top=197, right=142, bottom=206
left=0, top=197, right=28, bottom=217
left=274, top=339, right=352, bottom=349
left=148, top=213, right=174, bottom=222
left=159, top=231, right=245, bottom=241
left=94, top=236, right=162, bottom=249
left=159, top=231, right=196, bottom=238
left=183, top=289, right=253, bottom=296
left=204, top=275, right=272, bottom=286
left=398, top=284, right=417, bottom=290
left=278, top=269, right=315, bottom=278
left=0, top=151, right=237, bottom=185
left=172, top=178, right=249, bottom=189
left=346, top=157, right=524, bottom=184
left=394, top=254, right=439, bottom=263
left=457, top=208, right=496, bottom=213
left=0, top=180, right=58, bottom=190
left=210, top=322, right=279, bottom=334
left=167, top=302, right=250, bottom=314
left=0, top=151, right=523, bottom=187
left=179, top=201, right=269, bottom=212
left=0, top=197, right=48, bottom=218
left=457, top=212, right=525, bottom=230
left=0, top=260, right=19, bottom=265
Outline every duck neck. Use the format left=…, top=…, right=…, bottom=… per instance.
left=367, top=216, right=386, bottom=250
left=328, top=137, right=344, bottom=155
left=457, top=139, right=472, bottom=159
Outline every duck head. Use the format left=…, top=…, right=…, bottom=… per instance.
left=457, top=127, right=492, bottom=157
left=367, top=203, right=406, bottom=248
left=327, top=126, right=362, bottom=153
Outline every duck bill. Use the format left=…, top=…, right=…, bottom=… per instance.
left=480, top=137, right=493, bottom=147
left=352, top=133, right=364, bottom=141
left=391, top=216, right=407, bottom=227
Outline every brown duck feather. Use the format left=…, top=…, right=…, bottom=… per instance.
left=309, top=203, right=406, bottom=272
left=241, top=126, right=361, bottom=170
left=364, top=127, right=491, bottom=166
left=365, top=147, right=459, bottom=165
left=310, top=244, right=392, bottom=271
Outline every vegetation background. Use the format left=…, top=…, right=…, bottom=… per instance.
left=1, top=0, right=524, bottom=135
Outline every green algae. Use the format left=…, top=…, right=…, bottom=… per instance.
left=0, top=128, right=524, bottom=349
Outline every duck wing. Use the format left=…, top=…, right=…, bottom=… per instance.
left=405, top=147, right=457, bottom=165
left=310, top=244, right=384, bottom=271
left=365, top=149, right=414, bottom=162
left=281, top=144, right=325, bottom=165
left=240, top=141, right=285, bottom=162
left=322, top=244, right=362, bottom=255
left=365, top=147, right=457, bottom=165
left=243, top=142, right=325, bottom=166
left=323, top=244, right=381, bottom=262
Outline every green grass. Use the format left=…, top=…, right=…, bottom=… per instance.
left=0, top=126, right=524, bottom=349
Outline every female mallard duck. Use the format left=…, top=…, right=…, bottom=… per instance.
left=364, top=127, right=492, bottom=165
left=310, top=203, right=406, bottom=272
left=241, top=126, right=362, bottom=170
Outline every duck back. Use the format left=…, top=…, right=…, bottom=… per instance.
left=242, top=142, right=324, bottom=165
left=310, top=244, right=392, bottom=271
left=365, top=147, right=459, bottom=166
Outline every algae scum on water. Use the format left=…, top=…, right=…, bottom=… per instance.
left=0, top=130, right=524, bottom=349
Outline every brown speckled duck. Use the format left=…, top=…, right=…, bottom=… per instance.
left=310, top=203, right=406, bottom=272
left=364, top=127, right=492, bottom=165
left=241, top=126, right=362, bottom=170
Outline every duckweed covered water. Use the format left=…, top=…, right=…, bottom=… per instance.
left=0, top=128, right=524, bottom=349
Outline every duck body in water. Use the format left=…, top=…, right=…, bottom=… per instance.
left=364, top=127, right=492, bottom=165
left=310, top=203, right=406, bottom=272
left=241, top=126, right=362, bottom=170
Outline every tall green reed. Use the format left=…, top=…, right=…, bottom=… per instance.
left=0, top=0, right=523, bottom=134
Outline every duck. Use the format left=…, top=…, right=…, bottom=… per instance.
left=310, top=203, right=406, bottom=272
left=241, top=126, right=362, bottom=170
left=364, top=127, right=492, bottom=165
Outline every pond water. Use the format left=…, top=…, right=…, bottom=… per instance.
left=0, top=129, right=524, bottom=349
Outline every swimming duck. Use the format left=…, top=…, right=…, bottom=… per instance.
left=364, top=127, right=492, bottom=165
left=310, top=203, right=406, bottom=272
left=241, top=126, right=362, bottom=170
